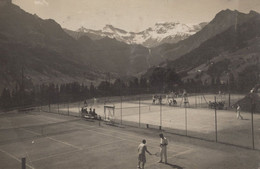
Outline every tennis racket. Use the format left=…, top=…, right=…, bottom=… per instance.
left=153, top=152, right=160, bottom=157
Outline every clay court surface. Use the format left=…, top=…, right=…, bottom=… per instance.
left=0, top=108, right=260, bottom=169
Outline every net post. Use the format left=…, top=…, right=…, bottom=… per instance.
left=104, top=105, right=115, bottom=122
left=21, top=157, right=26, bottom=169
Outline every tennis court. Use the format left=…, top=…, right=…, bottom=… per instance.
left=0, top=110, right=260, bottom=169
left=55, top=93, right=260, bottom=149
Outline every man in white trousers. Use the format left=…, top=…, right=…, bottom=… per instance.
left=236, top=104, right=243, bottom=119
left=158, top=133, right=168, bottom=164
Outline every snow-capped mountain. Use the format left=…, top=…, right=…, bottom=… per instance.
left=75, top=22, right=207, bottom=47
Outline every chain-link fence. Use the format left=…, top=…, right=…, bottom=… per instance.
left=37, top=93, right=259, bottom=150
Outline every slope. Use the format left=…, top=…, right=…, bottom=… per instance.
left=150, top=9, right=259, bottom=66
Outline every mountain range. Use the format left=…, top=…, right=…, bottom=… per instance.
left=65, top=22, right=207, bottom=48
left=0, top=1, right=151, bottom=90
left=0, top=0, right=259, bottom=92
left=156, top=10, right=260, bottom=88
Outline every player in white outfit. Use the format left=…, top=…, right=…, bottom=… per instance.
left=236, top=104, right=243, bottom=119
left=158, top=134, right=168, bottom=163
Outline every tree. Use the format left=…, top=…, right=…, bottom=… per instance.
left=165, top=68, right=181, bottom=91
left=139, top=77, right=148, bottom=89
left=149, top=67, right=165, bottom=91
left=112, top=78, right=125, bottom=95
left=0, top=88, right=12, bottom=108
left=89, top=82, right=96, bottom=98
left=98, top=81, right=111, bottom=96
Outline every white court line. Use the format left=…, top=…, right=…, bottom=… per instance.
left=68, top=121, right=192, bottom=153
left=21, top=128, right=83, bottom=150
left=32, top=149, right=80, bottom=162
left=75, top=123, right=129, bottom=140
left=21, top=124, right=131, bottom=162
left=76, top=125, right=192, bottom=156
left=20, top=128, right=41, bottom=136
left=81, top=139, right=126, bottom=151
left=48, top=137, right=83, bottom=150
left=32, top=139, right=126, bottom=162
left=94, top=126, right=192, bottom=151
left=53, top=120, right=192, bottom=153
left=22, top=120, right=193, bottom=163
left=21, top=124, right=128, bottom=151
left=0, top=148, right=35, bottom=169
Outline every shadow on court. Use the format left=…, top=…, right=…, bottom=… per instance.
left=165, top=162, right=184, bottom=169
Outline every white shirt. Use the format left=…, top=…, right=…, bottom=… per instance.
left=138, top=143, right=147, bottom=155
left=160, top=137, right=168, bottom=147
left=237, top=105, right=240, bottom=111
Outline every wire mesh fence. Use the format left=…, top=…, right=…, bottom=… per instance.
left=35, top=92, right=259, bottom=150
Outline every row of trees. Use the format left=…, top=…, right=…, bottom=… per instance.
left=0, top=67, right=182, bottom=109
left=0, top=66, right=257, bottom=109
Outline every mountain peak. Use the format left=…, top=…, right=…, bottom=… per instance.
left=78, top=26, right=87, bottom=32
left=216, top=9, right=240, bottom=17
left=73, top=21, right=204, bottom=47
left=155, top=22, right=180, bottom=26
left=249, top=10, right=260, bottom=16
left=103, top=24, right=127, bottom=34
left=211, top=8, right=260, bottom=27
left=104, top=24, right=114, bottom=29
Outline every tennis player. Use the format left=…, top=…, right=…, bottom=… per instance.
left=158, top=133, right=168, bottom=163
left=137, top=139, right=152, bottom=169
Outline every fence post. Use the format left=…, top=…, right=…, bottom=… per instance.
left=120, top=96, right=122, bottom=124
left=48, top=98, right=50, bottom=113
left=228, top=92, right=231, bottom=107
left=57, top=93, right=59, bottom=114
left=40, top=96, right=42, bottom=111
left=68, top=101, right=69, bottom=116
left=78, top=101, right=80, bottom=116
left=214, top=96, right=218, bottom=142
left=160, top=97, right=162, bottom=129
left=57, top=102, right=59, bottom=114
left=251, top=97, right=255, bottom=149
left=195, top=95, right=197, bottom=108
left=21, top=157, right=26, bottom=169
left=48, top=90, right=51, bottom=112
left=185, top=102, right=187, bottom=136
left=139, top=97, right=141, bottom=127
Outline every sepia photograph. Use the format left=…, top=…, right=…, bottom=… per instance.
left=0, top=0, right=260, bottom=168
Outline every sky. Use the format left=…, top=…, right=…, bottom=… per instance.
left=12, top=0, right=260, bottom=32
